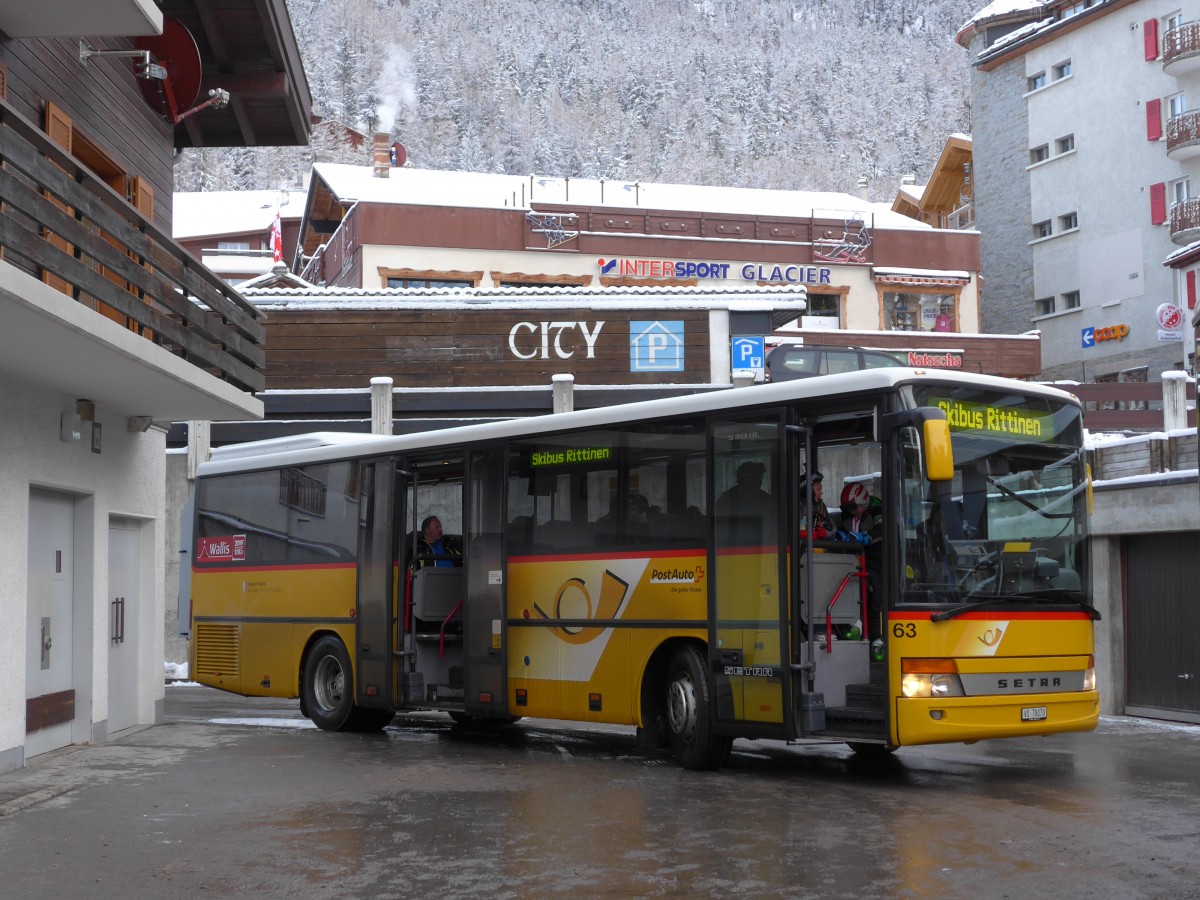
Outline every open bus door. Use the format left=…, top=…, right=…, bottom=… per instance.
left=354, top=459, right=398, bottom=710
left=708, top=415, right=790, bottom=741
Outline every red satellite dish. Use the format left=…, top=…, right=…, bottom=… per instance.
left=134, top=16, right=202, bottom=121
left=391, top=142, right=407, bottom=167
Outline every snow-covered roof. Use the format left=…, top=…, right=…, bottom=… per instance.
left=242, top=283, right=808, bottom=313
left=173, top=189, right=306, bottom=240
left=957, top=0, right=1044, bottom=40
left=311, top=163, right=930, bottom=231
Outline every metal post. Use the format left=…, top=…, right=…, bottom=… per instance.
left=371, top=376, right=394, bottom=435
left=552, top=374, right=575, bottom=414
left=186, top=421, right=211, bottom=481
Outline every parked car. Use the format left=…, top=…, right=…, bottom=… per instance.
left=764, top=345, right=904, bottom=382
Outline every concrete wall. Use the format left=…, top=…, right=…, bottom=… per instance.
left=967, top=47, right=1034, bottom=337
left=0, top=372, right=167, bottom=774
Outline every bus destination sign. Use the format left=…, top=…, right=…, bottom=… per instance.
left=932, top=398, right=1051, bottom=441
left=530, top=446, right=613, bottom=467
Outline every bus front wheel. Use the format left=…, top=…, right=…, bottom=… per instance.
left=303, top=635, right=357, bottom=731
left=665, top=645, right=732, bottom=770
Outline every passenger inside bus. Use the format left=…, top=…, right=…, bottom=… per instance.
left=798, top=471, right=835, bottom=538
left=412, top=516, right=462, bottom=568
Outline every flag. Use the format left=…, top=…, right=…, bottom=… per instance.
left=270, top=210, right=283, bottom=263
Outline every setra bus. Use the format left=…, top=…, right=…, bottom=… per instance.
left=184, top=368, right=1099, bottom=769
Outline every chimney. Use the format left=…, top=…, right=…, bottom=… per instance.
left=856, top=176, right=869, bottom=201
left=372, top=132, right=391, bottom=178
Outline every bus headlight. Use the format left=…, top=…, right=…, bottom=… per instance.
left=1083, top=656, right=1096, bottom=691
left=901, top=660, right=966, bottom=698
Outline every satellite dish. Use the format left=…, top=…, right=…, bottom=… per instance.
left=391, top=142, right=407, bottom=167
left=134, top=15, right=202, bottom=121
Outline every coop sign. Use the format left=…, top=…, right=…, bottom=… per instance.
left=931, top=398, right=1052, bottom=442
left=509, top=321, right=605, bottom=360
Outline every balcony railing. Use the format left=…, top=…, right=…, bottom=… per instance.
left=1166, top=109, right=1200, bottom=161
left=298, top=202, right=359, bottom=287
left=1169, top=196, right=1200, bottom=245
left=1163, top=22, right=1200, bottom=74
left=0, top=98, right=264, bottom=393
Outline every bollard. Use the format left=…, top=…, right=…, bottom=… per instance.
left=370, top=376, right=394, bottom=435
left=552, top=373, right=575, bottom=414
left=1161, top=371, right=1188, bottom=432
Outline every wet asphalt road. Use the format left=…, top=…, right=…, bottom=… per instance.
left=0, top=685, right=1198, bottom=899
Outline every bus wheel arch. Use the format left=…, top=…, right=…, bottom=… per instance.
left=661, top=642, right=733, bottom=770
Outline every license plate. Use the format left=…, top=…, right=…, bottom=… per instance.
left=1021, top=706, right=1048, bottom=722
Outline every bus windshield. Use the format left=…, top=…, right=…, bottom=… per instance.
left=899, top=386, right=1090, bottom=609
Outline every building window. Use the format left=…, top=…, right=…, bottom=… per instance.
left=1061, top=290, right=1080, bottom=309
left=1053, top=60, right=1073, bottom=80
left=1032, top=220, right=1052, bottom=239
left=1035, top=296, right=1055, bottom=316
left=1027, top=71, right=1047, bottom=92
left=1059, top=211, right=1079, bottom=231
left=1029, top=144, right=1050, bottom=164
left=386, top=277, right=475, bottom=289
left=217, top=241, right=251, bottom=252
left=1171, top=177, right=1190, bottom=205
left=1058, top=0, right=1090, bottom=20
left=1056, top=134, right=1075, bottom=154
left=1168, top=92, right=1187, bottom=120
left=805, top=292, right=843, bottom=326
left=883, top=292, right=957, bottom=333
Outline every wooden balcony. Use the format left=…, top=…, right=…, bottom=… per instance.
left=1169, top=196, right=1200, bottom=246
left=1166, top=109, right=1200, bottom=162
left=1163, top=22, right=1200, bottom=77
left=0, top=98, right=265, bottom=397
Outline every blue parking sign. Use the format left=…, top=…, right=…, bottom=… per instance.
left=630, top=321, right=685, bottom=371
left=731, top=336, right=765, bottom=379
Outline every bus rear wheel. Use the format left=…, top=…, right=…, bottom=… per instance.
left=303, top=635, right=357, bottom=731
left=665, top=645, right=732, bottom=770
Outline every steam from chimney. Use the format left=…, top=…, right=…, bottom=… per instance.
left=375, top=46, right=417, bottom=134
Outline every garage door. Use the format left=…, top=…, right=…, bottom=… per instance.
left=1125, top=531, right=1200, bottom=722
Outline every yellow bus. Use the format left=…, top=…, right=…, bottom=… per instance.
left=185, top=369, right=1099, bottom=769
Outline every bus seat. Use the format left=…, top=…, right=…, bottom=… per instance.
left=411, top=567, right=464, bottom=623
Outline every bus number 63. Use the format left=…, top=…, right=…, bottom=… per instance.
left=893, top=622, right=917, bottom=638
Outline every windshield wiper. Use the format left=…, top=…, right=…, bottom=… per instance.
left=931, top=591, right=1101, bottom=622
left=986, top=475, right=1072, bottom=519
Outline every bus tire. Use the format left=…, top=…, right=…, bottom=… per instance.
left=665, top=645, right=732, bottom=771
left=302, top=635, right=356, bottom=731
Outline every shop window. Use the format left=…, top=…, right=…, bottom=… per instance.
left=804, top=292, right=842, bottom=326
left=884, top=292, right=957, bottom=333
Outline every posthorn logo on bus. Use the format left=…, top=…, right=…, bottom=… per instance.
left=197, top=534, right=246, bottom=562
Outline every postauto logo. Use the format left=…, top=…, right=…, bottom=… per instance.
left=1081, top=324, right=1129, bottom=349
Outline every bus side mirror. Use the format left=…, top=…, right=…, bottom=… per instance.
left=878, top=407, right=954, bottom=482
left=923, top=418, right=953, bottom=482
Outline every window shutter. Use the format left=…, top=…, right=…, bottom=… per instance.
left=1150, top=182, right=1167, bottom=224
left=1146, top=99, right=1163, bottom=140
left=1188, top=269, right=1197, bottom=310
left=1145, top=19, right=1159, bottom=60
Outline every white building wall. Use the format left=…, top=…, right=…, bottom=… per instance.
left=1022, top=1, right=1199, bottom=378
left=0, top=372, right=167, bottom=774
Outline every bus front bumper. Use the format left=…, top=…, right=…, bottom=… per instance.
left=895, top=690, right=1100, bottom=746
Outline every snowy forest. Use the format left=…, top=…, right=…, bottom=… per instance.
left=175, top=0, right=982, bottom=200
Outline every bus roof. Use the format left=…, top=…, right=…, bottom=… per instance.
left=196, top=369, right=1082, bottom=477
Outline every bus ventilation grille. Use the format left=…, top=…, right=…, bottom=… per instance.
left=195, top=623, right=241, bottom=678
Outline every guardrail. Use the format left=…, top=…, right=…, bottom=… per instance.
left=1057, top=377, right=1197, bottom=432
left=0, top=98, right=265, bottom=393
